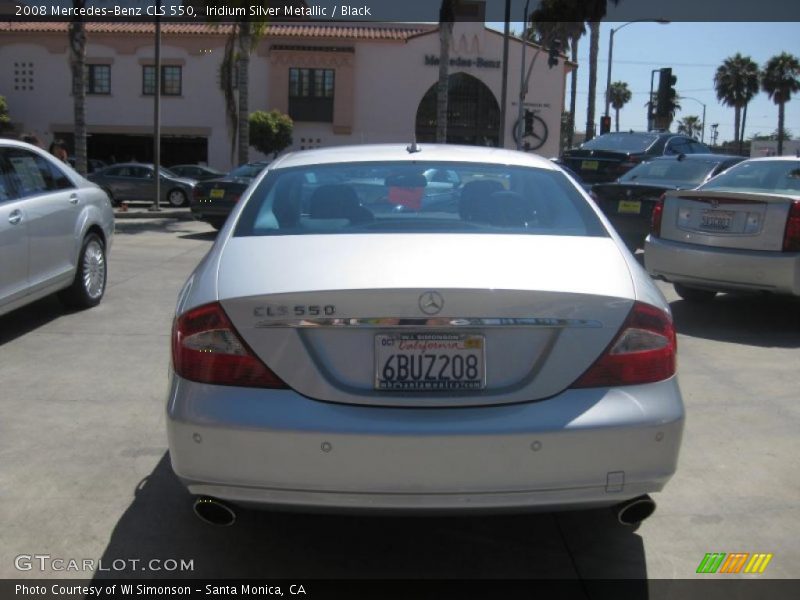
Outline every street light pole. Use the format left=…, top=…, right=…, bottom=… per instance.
left=149, top=0, right=162, bottom=212
left=604, top=19, right=670, bottom=120
left=681, top=96, right=707, bottom=143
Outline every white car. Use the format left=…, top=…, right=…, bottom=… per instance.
left=0, top=139, right=114, bottom=317
left=645, top=157, right=800, bottom=301
left=167, top=144, right=684, bottom=527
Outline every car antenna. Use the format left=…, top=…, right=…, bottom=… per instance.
left=406, top=138, right=421, bottom=154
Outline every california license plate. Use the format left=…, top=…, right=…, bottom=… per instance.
left=374, top=333, right=486, bottom=391
left=581, top=160, right=599, bottom=171
left=700, top=210, right=734, bottom=231
left=618, top=200, right=642, bottom=214
left=210, top=188, right=225, bottom=199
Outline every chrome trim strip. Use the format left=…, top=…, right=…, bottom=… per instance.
left=255, top=317, right=602, bottom=329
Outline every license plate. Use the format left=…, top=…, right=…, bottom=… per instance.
left=618, top=200, right=641, bottom=214
left=581, top=160, right=599, bottom=171
left=210, top=188, right=225, bottom=199
left=700, top=210, right=734, bottom=231
left=374, top=333, right=486, bottom=391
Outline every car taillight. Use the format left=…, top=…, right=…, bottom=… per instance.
left=172, top=302, right=288, bottom=388
left=783, top=200, right=800, bottom=252
left=230, top=194, right=241, bottom=203
left=192, top=187, right=203, bottom=201
left=571, top=301, right=676, bottom=388
left=650, top=194, right=665, bottom=237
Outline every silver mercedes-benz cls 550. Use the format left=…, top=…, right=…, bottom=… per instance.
left=167, top=144, right=684, bottom=525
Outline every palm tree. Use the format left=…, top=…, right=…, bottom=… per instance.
left=583, top=1, right=620, bottom=141
left=68, top=1, right=87, bottom=174
left=761, top=52, right=800, bottom=156
left=530, top=1, right=586, bottom=148
left=713, top=53, right=760, bottom=147
left=436, top=0, right=457, bottom=143
left=676, top=115, right=702, bottom=139
left=608, top=81, right=631, bottom=131
left=219, top=3, right=271, bottom=165
left=567, top=29, right=582, bottom=148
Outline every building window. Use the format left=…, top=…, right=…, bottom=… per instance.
left=143, top=65, right=182, bottom=96
left=288, top=68, right=334, bottom=122
left=86, top=64, right=110, bottom=95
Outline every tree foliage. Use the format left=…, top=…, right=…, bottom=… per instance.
left=0, top=95, right=11, bottom=133
left=248, top=110, right=293, bottom=158
left=713, top=53, right=760, bottom=144
left=676, top=115, right=702, bottom=139
left=608, top=81, right=631, bottom=131
left=761, top=52, right=800, bottom=155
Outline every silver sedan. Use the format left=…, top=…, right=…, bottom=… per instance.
left=167, top=144, right=684, bottom=526
left=645, top=157, right=800, bottom=301
left=0, top=139, right=114, bottom=317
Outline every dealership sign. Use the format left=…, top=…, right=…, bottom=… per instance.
left=424, top=55, right=501, bottom=69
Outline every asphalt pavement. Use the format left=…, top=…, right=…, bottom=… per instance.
left=0, top=218, right=798, bottom=584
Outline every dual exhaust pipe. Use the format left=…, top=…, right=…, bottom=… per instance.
left=193, top=496, right=237, bottom=526
left=614, top=494, right=656, bottom=526
left=192, top=494, right=656, bottom=528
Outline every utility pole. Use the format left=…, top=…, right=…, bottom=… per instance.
left=149, top=0, right=162, bottom=212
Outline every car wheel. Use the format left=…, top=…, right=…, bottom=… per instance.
left=674, top=283, right=716, bottom=303
left=102, top=187, right=118, bottom=207
left=58, top=233, right=107, bottom=309
left=167, top=188, right=188, bottom=207
left=208, top=218, right=226, bottom=231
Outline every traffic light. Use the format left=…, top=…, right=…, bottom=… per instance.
left=524, top=109, right=534, bottom=135
left=547, top=38, right=561, bottom=68
left=656, top=68, right=678, bottom=118
left=600, top=115, right=612, bottom=135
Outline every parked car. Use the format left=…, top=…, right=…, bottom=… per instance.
left=88, top=163, right=196, bottom=207
left=0, top=139, right=114, bottom=316
left=169, top=164, right=225, bottom=181
left=189, top=161, right=269, bottom=229
left=168, top=144, right=684, bottom=527
left=560, top=132, right=713, bottom=185
left=645, top=157, right=800, bottom=301
left=550, top=157, right=593, bottom=192
left=592, top=154, right=744, bottom=250
left=67, top=157, right=108, bottom=174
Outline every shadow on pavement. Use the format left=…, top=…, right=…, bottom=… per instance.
left=178, top=231, right=217, bottom=242
left=114, top=221, right=202, bottom=236
left=670, top=292, right=800, bottom=348
left=93, top=453, right=648, bottom=590
left=0, top=295, right=70, bottom=345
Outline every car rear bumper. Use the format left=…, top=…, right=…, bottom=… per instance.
left=645, top=235, right=800, bottom=295
left=167, top=374, right=684, bottom=512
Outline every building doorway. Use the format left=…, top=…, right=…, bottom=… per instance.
left=415, top=73, right=501, bottom=146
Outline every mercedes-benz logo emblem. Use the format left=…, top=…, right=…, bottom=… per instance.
left=418, top=291, right=444, bottom=315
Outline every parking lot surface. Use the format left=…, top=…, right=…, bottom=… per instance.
left=1, top=219, right=798, bottom=580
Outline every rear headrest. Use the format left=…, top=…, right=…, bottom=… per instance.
left=309, top=184, right=373, bottom=223
left=459, top=180, right=505, bottom=221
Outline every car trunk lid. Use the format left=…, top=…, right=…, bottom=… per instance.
left=217, top=234, right=636, bottom=407
left=658, top=190, right=798, bottom=251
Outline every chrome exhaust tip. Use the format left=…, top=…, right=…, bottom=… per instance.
left=615, top=494, right=656, bottom=526
left=193, top=496, right=236, bottom=526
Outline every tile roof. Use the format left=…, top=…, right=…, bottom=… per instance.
left=0, top=21, right=434, bottom=41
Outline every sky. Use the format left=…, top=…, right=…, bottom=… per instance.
left=490, top=21, right=800, bottom=145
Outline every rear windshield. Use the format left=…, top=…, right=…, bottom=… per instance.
left=620, top=159, right=716, bottom=185
left=700, top=160, right=800, bottom=194
left=581, top=133, right=659, bottom=153
left=234, top=161, right=607, bottom=238
left=229, top=163, right=267, bottom=179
